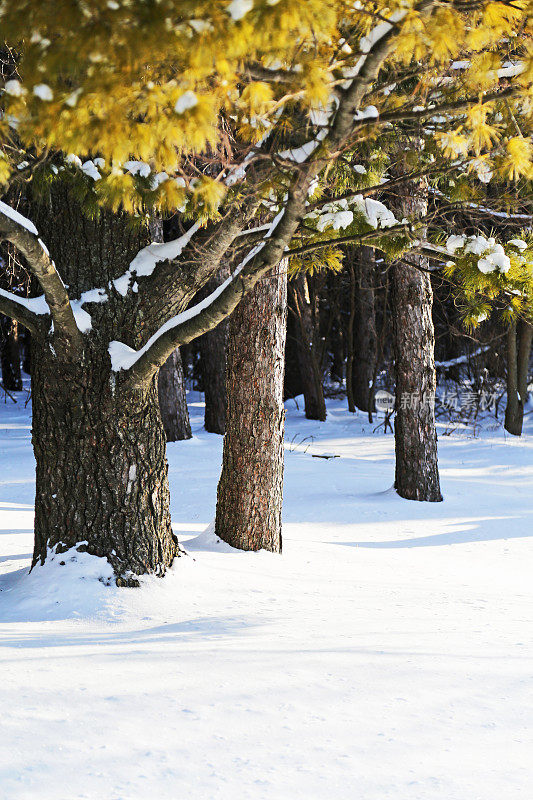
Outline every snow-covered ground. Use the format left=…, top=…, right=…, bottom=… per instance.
left=0, top=387, right=532, bottom=800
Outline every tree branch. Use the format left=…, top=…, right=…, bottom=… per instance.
left=119, top=0, right=441, bottom=386
left=0, top=202, right=83, bottom=356
left=0, top=288, right=48, bottom=336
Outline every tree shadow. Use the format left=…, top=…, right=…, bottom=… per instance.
left=332, top=514, right=531, bottom=548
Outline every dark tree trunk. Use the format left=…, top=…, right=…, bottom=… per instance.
left=158, top=347, right=192, bottom=441
left=0, top=315, right=22, bottom=390
left=351, top=246, right=377, bottom=413
left=346, top=262, right=356, bottom=413
left=392, top=174, right=442, bottom=503
left=290, top=273, right=326, bottom=421
left=21, top=329, right=31, bottom=374
left=505, top=319, right=533, bottom=436
left=199, top=267, right=230, bottom=434
left=215, top=262, right=287, bottom=552
left=25, top=185, right=179, bottom=581
left=31, top=342, right=177, bottom=584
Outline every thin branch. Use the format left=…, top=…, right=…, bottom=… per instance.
left=375, top=86, right=519, bottom=126
left=286, top=221, right=412, bottom=257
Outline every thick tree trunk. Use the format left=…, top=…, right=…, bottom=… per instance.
left=290, top=273, right=326, bottom=421
left=505, top=319, right=533, bottom=436
left=199, top=267, right=230, bottom=434
left=215, top=262, right=287, bottom=552
left=352, top=246, right=377, bottom=413
left=392, top=173, right=442, bottom=502
left=31, top=342, right=177, bottom=584
left=158, top=347, right=192, bottom=441
left=24, top=185, right=180, bottom=581
left=0, top=315, right=22, bottom=390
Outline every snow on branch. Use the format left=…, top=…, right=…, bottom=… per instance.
left=110, top=211, right=287, bottom=385
left=112, top=221, right=201, bottom=296
left=0, top=201, right=83, bottom=354
left=0, top=287, right=48, bottom=336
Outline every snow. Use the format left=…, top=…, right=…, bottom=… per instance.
left=446, top=234, right=466, bottom=254
left=110, top=211, right=284, bottom=371
left=435, top=345, right=490, bottom=368
left=32, top=84, right=54, bottom=101
left=278, top=129, right=327, bottom=164
left=354, top=104, right=379, bottom=122
left=0, top=200, right=39, bottom=236
left=113, top=221, right=201, bottom=297
left=227, top=0, right=254, bottom=20
left=508, top=239, right=528, bottom=252
left=359, top=10, right=407, bottom=53
left=0, top=288, right=49, bottom=316
left=354, top=196, right=398, bottom=229
left=3, top=79, right=26, bottom=97
left=497, top=62, right=524, bottom=78
left=109, top=237, right=264, bottom=371
left=174, top=91, right=198, bottom=114
left=477, top=244, right=511, bottom=275
left=124, top=160, right=151, bottom=178
left=1, top=391, right=532, bottom=798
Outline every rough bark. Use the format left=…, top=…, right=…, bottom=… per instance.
left=392, top=177, right=442, bottom=502
left=505, top=319, right=533, bottom=436
left=351, top=246, right=377, bottom=413
left=199, top=266, right=230, bottom=434
left=290, top=273, right=327, bottom=421
left=215, top=261, right=287, bottom=552
left=32, top=341, right=176, bottom=584
left=158, top=347, right=192, bottom=441
left=0, top=315, right=22, bottom=390
left=26, top=186, right=178, bottom=580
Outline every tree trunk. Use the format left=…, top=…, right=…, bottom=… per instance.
left=290, top=273, right=326, bottom=421
left=158, top=347, right=192, bottom=441
left=215, top=261, right=287, bottom=552
left=25, top=185, right=179, bottom=581
left=31, top=342, right=177, bottom=584
left=351, top=246, right=377, bottom=413
left=199, top=267, right=230, bottom=434
left=392, top=173, right=442, bottom=503
left=0, top=315, right=22, bottom=390
left=505, top=319, right=533, bottom=436
left=346, top=263, right=356, bottom=413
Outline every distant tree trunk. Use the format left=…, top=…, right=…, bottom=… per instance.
left=346, top=262, right=356, bottom=413
left=215, top=261, right=287, bottom=552
left=158, top=347, right=192, bottom=442
left=330, top=315, right=345, bottom=384
left=199, top=266, right=230, bottom=434
left=392, top=175, right=442, bottom=502
left=151, top=214, right=191, bottom=442
left=21, top=328, right=31, bottom=374
left=352, top=246, right=377, bottom=412
left=290, top=273, right=326, bottom=421
left=505, top=319, right=533, bottom=436
left=0, top=315, right=22, bottom=390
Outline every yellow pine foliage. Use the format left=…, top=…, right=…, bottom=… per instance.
left=0, top=0, right=530, bottom=215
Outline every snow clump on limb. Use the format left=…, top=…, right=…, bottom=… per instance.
left=174, top=91, right=198, bottom=114
left=477, top=244, right=511, bottom=274
left=446, top=234, right=466, bottom=254
left=227, top=0, right=254, bottom=20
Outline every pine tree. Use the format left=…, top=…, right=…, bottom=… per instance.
left=0, top=0, right=531, bottom=578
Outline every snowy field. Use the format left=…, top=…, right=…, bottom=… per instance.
left=0, top=387, right=532, bottom=800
